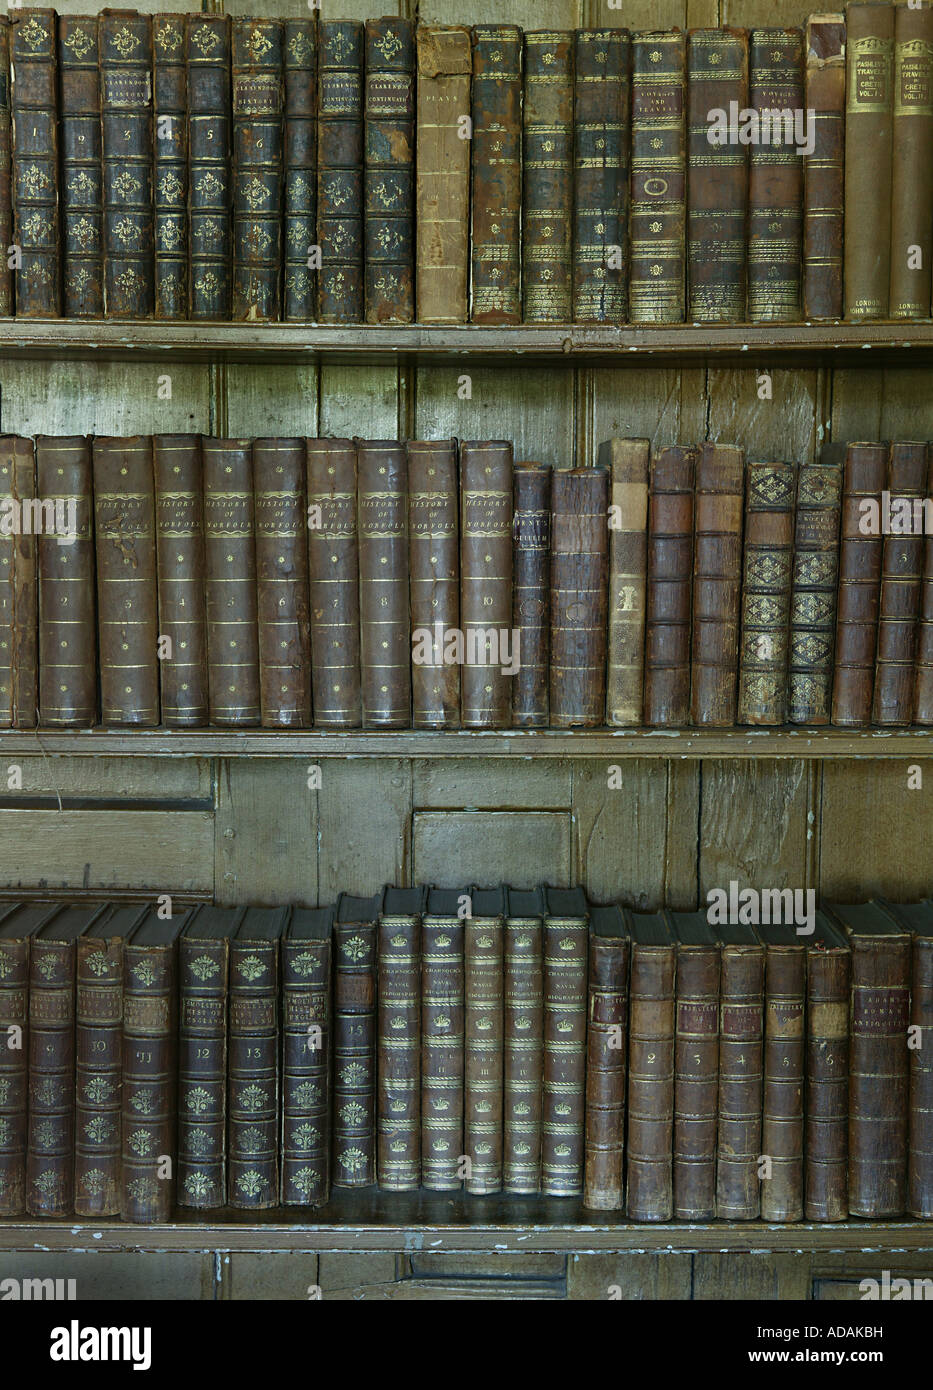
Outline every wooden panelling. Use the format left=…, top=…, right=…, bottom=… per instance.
left=568, top=1253, right=692, bottom=1300
left=214, top=759, right=317, bottom=906
left=414, top=366, right=576, bottom=466
left=0, top=361, right=210, bottom=437
left=707, top=367, right=820, bottom=463
left=0, top=756, right=211, bottom=801
left=699, top=759, right=810, bottom=895
left=316, top=759, right=411, bottom=900
left=690, top=1252, right=812, bottom=1300
left=225, top=365, right=320, bottom=439
left=819, top=762, right=933, bottom=902
left=420, top=0, right=580, bottom=26
left=319, top=364, right=399, bottom=439
left=412, top=757, right=572, bottom=809
left=590, top=366, right=709, bottom=456
left=0, top=810, right=213, bottom=892
left=412, top=810, right=571, bottom=886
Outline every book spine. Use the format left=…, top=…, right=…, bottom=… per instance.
left=306, top=439, right=361, bottom=728
left=626, top=941, right=675, bottom=1220
left=916, top=449, right=933, bottom=724
left=228, top=937, right=280, bottom=1209
left=317, top=21, right=363, bottom=323
left=153, top=14, right=188, bottom=320
left=804, top=16, right=846, bottom=321
left=737, top=461, right=797, bottom=725
left=541, top=911, right=588, bottom=1197
left=909, top=937, right=933, bottom=1218
left=460, top=441, right=513, bottom=728
left=332, top=920, right=376, bottom=1187
left=153, top=434, right=209, bottom=728
left=421, top=916, right=464, bottom=1191
left=177, top=935, right=229, bottom=1210
left=254, top=437, right=311, bottom=728
left=0, top=933, right=29, bottom=1215
left=549, top=466, right=609, bottom=727
left=0, top=436, right=37, bottom=728
left=282, top=19, right=316, bottom=322
left=232, top=18, right=284, bottom=322
left=691, top=442, right=745, bottom=726
left=464, top=913, right=503, bottom=1193
left=673, top=942, right=720, bottom=1220
left=583, top=933, right=629, bottom=1211
left=761, top=944, right=806, bottom=1222
left=630, top=32, right=685, bottom=324
left=357, top=440, right=410, bottom=727
left=805, top=943, right=850, bottom=1220
left=377, top=915, right=421, bottom=1190
left=74, top=936, right=124, bottom=1216
left=873, top=442, right=928, bottom=725
left=523, top=30, right=573, bottom=323
left=890, top=4, right=933, bottom=317
left=511, top=463, right=550, bottom=728
left=844, top=3, right=895, bottom=318
left=0, top=16, right=10, bottom=316
left=59, top=15, right=102, bottom=317
left=716, top=944, right=765, bottom=1219
left=364, top=17, right=414, bottom=324
left=747, top=28, right=805, bottom=321
left=26, top=937, right=76, bottom=1215
left=121, top=939, right=177, bottom=1222
left=415, top=26, right=471, bottom=324
left=99, top=11, right=153, bottom=318
left=36, top=436, right=96, bottom=727
left=282, top=932, right=330, bottom=1206
left=645, top=446, right=695, bottom=727
left=601, top=439, right=649, bottom=725
left=11, top=9, right=60, bottom=316
left=203, top=439, right=260, bottom=726
left=470, top=25, right=522, bottom=324
left=788, top=458, right=843, bottom=724
left=187, top=14, right=231, bottom=321
left=573, top=28, right=629, bottom=323
left=408, top=441, right=459, bottom=728
left=93, top=436, right=160, bottom=727
left=686, top=28, right=748, bottom=323
left=832, top=443, right=887, bottom=726
left=503, top=917, right=543, bottom=1194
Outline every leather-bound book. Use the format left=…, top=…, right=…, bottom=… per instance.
left=0, top=17, right=11, bottom=316
left=153, top=434, right=208, bottom=728
left=93, top=436, right=159, bottom=727
left=282, top=906, right=332, bottom=1207
left=177, top=905, right=241, bottom=1211
left=317, top=20, right=363, bottom=323
left=691, top=442, right=744, bottom=726
left=891, top=5, right=933, bottom=317
left=805, top=912, right=850, bottom=1221
left=421, top=888, right=465, bottom=1191
left=228, top=906, right=288, bottom=1210
left=232, top=18, right=284, bottom=322
left=36, top=436, right=96, bottom=727
left=630, top=31, right=686, bottom=324
left=759, top=921, right=807, bottom=1222
left=686, top=28, right=748, bottom=323
left=788, top=446, right=844, bottom=725
left=715, top=920, right=764, bottom=1219
left=75, top=904, right=147, bottom=1217
left=804, top=17, right=845, bottom=321
left=512, top=463, right=551, bottom=728
left=826, top=899, right=911, bottom=1217
left=583, top=903, right=630, bottom=1212
left=187, top=14, right=231, bottom=320
left=153, top=14, right=188, bottom=320
left=99, top=11, right=153, bottom=318
left=254, top=437, right=311, bottom=728
left=364, top=16, right=414, bottom=324
left=333, top=890, right=381, bottom=1188
left=408, top=440, right=459, bottom=728
left=844, top=3, right=895, bottom=319
left=203, top=438, right=260, bottom=726
left=416, top=26, right=472, bottom=324
left=916, top=448, right=933, bottom=724
left=0, top=437, right=37, bottom=728
left=470, top=25, right=522, bottom=323
left=671, top=910, right=719, bottom=1221
left=573, top=28, right=630, bottom=324
left=464, top=886, right=504, bottom=1194
left=873, top=442, right=927, bottom=725
left=626, top=910, right=676, bottom=1221
left=882, top=901, right=933, bottom=1217
left=550, top=466, right=609, bottom=727
left=542, top=886, right=589, bottom=1198
left=377, top=886, right=425, bottom=1190
left=645, top=446, right=695, bottom=727
left=599, top=438, right=649, bottom=725
left=737, top=461, right=797, bottom=725
left=460, top=441, right=513, bottom=728
left=11, top=10, right=59, bottom=316
left=523, top=31, right=573, bottom=323
left=832, top=442, right=887, bottom=726
left=357, top=440, right=409, bottom=727
left=306, top=439, right=361, bottom=728
left=282, top=19, right=317, bottom=322
left=59, top=15, right=102, bottom=317
left=747, top=29, right=805, bottom=321
left=504, top=887, right=544, bottom=1195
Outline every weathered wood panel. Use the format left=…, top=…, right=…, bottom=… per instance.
left=567, top=1253, right=692, bottom=1300
left=707, top=367, right=820, bottom=463
left=415, top=366, right=576, bottom=466
left=0, top=756, right=211, bottom=801
left=316, top=759, right=411, bottom=899
left=819, top=761, right=933, bottom=902
left=319, top=364, right=400, bottom=440
left=699, top=760, right=810, bottom=896
left=0, top=361, right=210, bottom=437
left=214, top=759, right=317, bottom=906
left=413, top=757, right=572, bottom=809
left=0, top=810, right=213, bottom=892
left=225, top=364, right=320, bottom=439
left=412, top=810, right=571, bottom=887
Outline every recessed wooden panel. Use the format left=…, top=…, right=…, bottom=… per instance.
left=319, top=365, right=400, bottom=440
left=214, top=760, right=317, bottom=907
left=317, top=759, right=411, bottom=899
left=707, top=367, right=820, bottom=464
left=414, top=366, right=576, bottom=466
left=0, top=756, right=211, bottom=802
left=413, top=757, right=572, bottom=809
left=699, top=759, right=810, bottom=897
left=0, top=810, right=213, bottom=892
left=412, top=810, right=571, bottom=887
left=0, top=361, right=210, bottom=437
left=225, top=365, right=320, bottom=439
left=820, top=761, right=933, bottom=902
left=590, top=366, right=709, bottom=456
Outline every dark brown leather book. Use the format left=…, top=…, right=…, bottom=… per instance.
left=916, top=447, right=933, bottom=724
left=523, top=31, right=573, bottom=323
left=99, top=11, right=153, bottom=318
left=377, top=885, right=425, bottom=1190
left=357, top=439, right=409, bottom=727
left=503, top=887, right=544, bottom=1195
left=93, top=436, right=159, bottom=727
left=626, top=910, right=675, bottom=1221
left=788, top=447, right=844, bottom=725
left=11, top=9, right=60, bottom=317
left=153, top=434, right=208, bottom=728
left=686, top=28, right=748, bottom=324
left=364, top=16, right=414, bottom=324
left=254, top=437, right=311, bottom=728
left=282, top=19, right=317, bottom=322
left=691, top=442, right=744, bottom=726
left=333, top=890, right=381, bottom=1188
left=890, top=4, right=933, bottom=318
left=832, top=442, right=887, bottom=726
left=873, top=442, right=928, bottom=725
left=747, top=29, right=805, bottom=322
left=550, top=466, right=609, bottom=727
left=415, top=25, right=471, bottom=325
left=36, top=436, right=96, bottom=727
left=470, top=25, right=522, bottom=324
left=737, top=460, right=796, bottom=725
left=542, top=886, right=589, bottom=1198
left=282, top=906, right=332, bottom=1207
left=203, top=438, right=260, bottom=726
left=671, top=910, right=719, bottom=1221
left=883, top=901, right=933, bottom=1218
left=306, top=438, right=361, bottom=728
left=464, top=886, right=504, bottom=1194
left=805, top=911, right=850, bottom=1221
left=600, top=438, right=649, bottom=725
left=573, top=28, right=630, bottom=324
left=460, top=441, right=513, bottom=728
left=826, top=899, right=911, bottom=1217
left=715, top=919, right=764, bottom=1219
left=408, top=440, right=459, bottom=728
left=0, top=437, right=37, bottom=728
left=844, top=3, right=895, bottom=319
left=583, top=903, right=630, bottom=1212
left=0, top=17, right=11, bottom=317
left=630, top=31, right=686, bottom=324
left=59, top=15, right=102, bottom=317
left=645, top=446, right=695, bottom=727
left=512, top=462, right=551, bottom=728
left=187, top=13, right=231, bottom=320
left=228, top=906, right=288, bottom=1210
left=153, top=14, right=188, bottom=320
left=421, top=888, right=465, bottom=1192
left=232, top=18, right=284, bottom=322
left=758, top=920, right=807, bottom=1222
left=804, top=16, right=846, bottom=321
left=317, top=20, right=363, bottom=323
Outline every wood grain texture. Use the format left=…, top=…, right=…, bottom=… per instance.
left=415, top=367, right=576, bottom=467
left=699, top=760, right=809, bottom=895
left=319, top=365, right=399, bottom=439
left=707, top=368, right=819, bottom=464
left=225, top=365, right=319, bottom=438
left=0, top=361, right=210, bottom=437
left=412, top=758, right=571, bottom=809
left=590, top=367, right=708, bottom=456
left=0, top=809, right=212, bottom=890
left=412, top=811, right=571, bottom=887
left=316, top=759, right=410, bottom=900
left=819, top=762, right=933, bottom=901
left=214, top=759, right=316, bottom=907
left=0, top=756, right=210, bottom=801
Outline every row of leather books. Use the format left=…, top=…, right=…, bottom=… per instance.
left=1, top=5, right=931, bottom=327
left=1, top=889, right=931, bottom=1223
